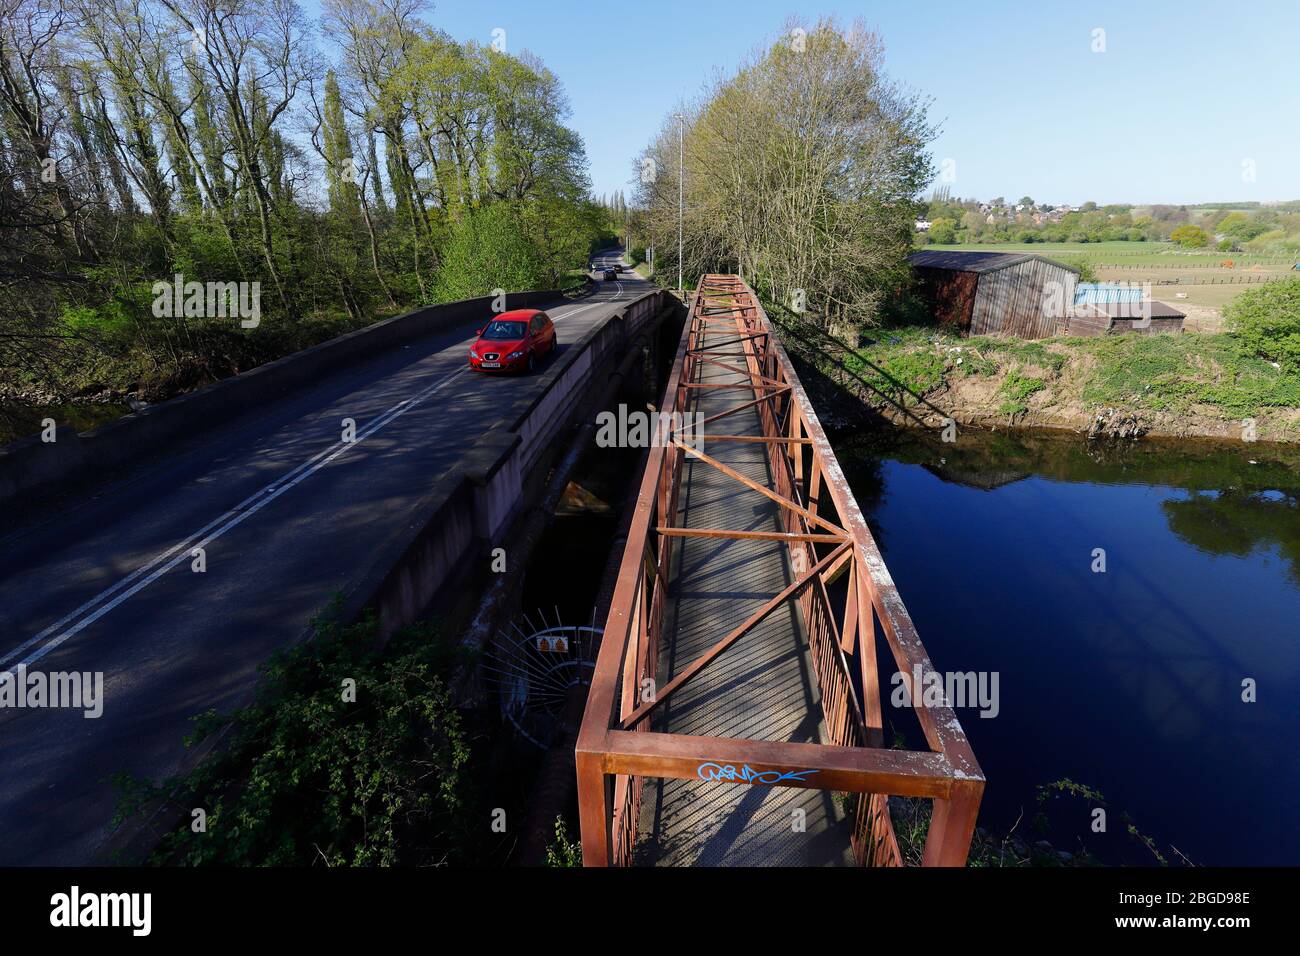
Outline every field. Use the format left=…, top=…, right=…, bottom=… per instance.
left=924, top=242, right=1300, bottom=330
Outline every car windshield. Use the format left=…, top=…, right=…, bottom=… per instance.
left=480, top=320, right=528, bottom=341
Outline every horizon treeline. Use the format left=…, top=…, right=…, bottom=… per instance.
left=0, top=0, right=609, bottom=401
left=921, top=191, right=1300, bottom=251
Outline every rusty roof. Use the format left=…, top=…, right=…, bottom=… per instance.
left=908, top=250, right=1080, bottom=275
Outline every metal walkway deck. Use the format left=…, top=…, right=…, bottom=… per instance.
left=634, top=314, right=854, bottom=866
left=576, top=275, right=984, bottom=868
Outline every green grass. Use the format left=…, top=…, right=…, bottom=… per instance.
left=844, top=327, right=950, bottom=398
left=986, top=338, right=1068, bottom=372
left=1075, top=332, right=1300, bottom=416
left=797, top=314, right=1300, bottom=427
left=924, top=241, right=1297, bottom=266
left=999, top=368, right=1048, bottom=415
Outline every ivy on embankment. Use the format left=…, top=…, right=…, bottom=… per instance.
left=112, top=609, right=493, bottom=866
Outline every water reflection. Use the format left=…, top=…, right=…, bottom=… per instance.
left=834, top=425, right=1300, bottom=865
left=1164, top=491, right=1300, bottom=585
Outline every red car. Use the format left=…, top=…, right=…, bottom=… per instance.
left=468, top=309, right=557, bottom=373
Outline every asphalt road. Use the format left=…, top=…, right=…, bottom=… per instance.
left=0, top=255, right=649, bottom=865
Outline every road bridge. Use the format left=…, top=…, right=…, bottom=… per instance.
left=0, top=258, right=668, bottom=865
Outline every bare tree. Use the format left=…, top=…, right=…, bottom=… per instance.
left=637, top=18, right=934, bottom=332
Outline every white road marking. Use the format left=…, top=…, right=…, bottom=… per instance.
left=3, top=283, right=641, bottom=670
left=2, top=367, right=468, bottom=673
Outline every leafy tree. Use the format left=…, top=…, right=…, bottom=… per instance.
left=1170, top=224, right=1210, bottom=248
left=0, top=0, right=604, bottom=405
left=321, top=70, right=360, bottom=220
left=431, top=202, right=550, bottom=302
left=928, top=218, right=957, bottom=244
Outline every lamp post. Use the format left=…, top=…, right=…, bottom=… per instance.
left=677, top=113, right=684, bottom=294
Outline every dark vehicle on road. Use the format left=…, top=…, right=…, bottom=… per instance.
left=603, top=268, right=617, bottom=281
left=468, top=309, right=556, bottom=373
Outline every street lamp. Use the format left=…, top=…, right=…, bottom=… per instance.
left=676, top=112, right=684, bottom=294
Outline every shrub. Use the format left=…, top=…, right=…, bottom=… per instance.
left=545, top=817, right=583, bottom=867
left=1225, top=275, right=1300, bottom=370
left=115, top=611, right=476, bottom=866
left=1062, top=258, right=1098, bottom=283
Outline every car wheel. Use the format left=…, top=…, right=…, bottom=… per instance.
left=527, top=351, right=536, bottom=373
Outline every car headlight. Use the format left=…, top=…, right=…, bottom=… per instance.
left=507, top=350, right=525, bottom=359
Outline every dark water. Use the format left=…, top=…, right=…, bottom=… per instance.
left=836, top=426, right=1300, bottom=866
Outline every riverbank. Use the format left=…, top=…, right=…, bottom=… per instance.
left=778, top=319, right=1300, bottom=444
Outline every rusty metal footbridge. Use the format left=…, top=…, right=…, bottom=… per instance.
left=576, top=275, right=984, bottom=867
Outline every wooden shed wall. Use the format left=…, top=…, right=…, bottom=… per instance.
left=970, top=259, right=1077, bottom=340
left=1110, top=316, right=1184, bottom=335
left=1065, top=312, right=1111, bottom=337
left=915, top=267, right=978, bottom=331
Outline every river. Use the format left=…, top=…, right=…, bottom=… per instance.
left=835, top=425, right=1300, bottom=865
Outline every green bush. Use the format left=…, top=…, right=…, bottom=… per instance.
left=116, top=611, right=476, bottom=866
left=1225, top=275, right=1300, bottom=370
left=545, top=816, right=583, bottom=867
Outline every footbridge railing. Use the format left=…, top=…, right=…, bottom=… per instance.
left=575, top=275, right=983, bottom=867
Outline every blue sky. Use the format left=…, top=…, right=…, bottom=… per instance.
left=308, top=0, right=1300, bottom=206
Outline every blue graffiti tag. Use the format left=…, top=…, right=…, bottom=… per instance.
left=696, top=762, right=818, bottom=785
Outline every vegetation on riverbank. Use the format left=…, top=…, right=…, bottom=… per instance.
left=774, top=276, right=1300, bottom=443
left=890, top=779, right=1191, bottom=867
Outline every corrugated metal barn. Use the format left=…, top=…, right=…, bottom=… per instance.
left=908, top=250, right=1079, bottom=339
